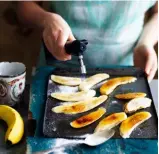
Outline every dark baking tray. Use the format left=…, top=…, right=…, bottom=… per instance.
left=43, top=67, right=158, bottom=139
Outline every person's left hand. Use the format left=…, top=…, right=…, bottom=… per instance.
left=134, top=44, right=158, bottom=82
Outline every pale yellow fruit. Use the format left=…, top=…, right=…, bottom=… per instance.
left=0, top=105, right=24, bottom=144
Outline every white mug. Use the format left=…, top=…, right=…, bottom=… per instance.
left=0, top=62, right=26, bottom=106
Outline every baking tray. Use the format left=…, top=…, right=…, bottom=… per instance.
left=43, top=67, right=158, bottom=139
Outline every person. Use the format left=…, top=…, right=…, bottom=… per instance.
left=17, top=1, right=158, bottom=82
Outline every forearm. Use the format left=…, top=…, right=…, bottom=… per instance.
left=137, top=12, right=158, bottom=47
left=17, top=2, right=49, bottom=30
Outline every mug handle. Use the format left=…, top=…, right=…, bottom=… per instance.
left=0, top=80, right=8, bottom=97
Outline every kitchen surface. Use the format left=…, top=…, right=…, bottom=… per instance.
left=27, top=67, right=158, bottom=154
left=0, top=77, right=158, bottom=153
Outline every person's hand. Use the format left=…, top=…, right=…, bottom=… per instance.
left=42, top=12, right=75, bottom=61
left=134, top=44, right=158, bottom=82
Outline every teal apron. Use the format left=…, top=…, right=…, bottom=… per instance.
left=38, top=1, right=156, bottom=68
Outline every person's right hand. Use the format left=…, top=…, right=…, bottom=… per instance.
left=42, top=12, right=75, bottom=61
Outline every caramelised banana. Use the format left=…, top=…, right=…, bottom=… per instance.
left=52, top=95, right=108, bottom=114
left=95, top=112, right=127, bottom=132
left=100, top=77, right=137, bottom=95
left=115, top=92, right=146, bottom=99
left=120, top=112, right=151, bottom=138
left=70, top=107, right=106, bottom=128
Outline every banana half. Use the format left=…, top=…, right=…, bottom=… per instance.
left=51, top=75, right=82, bottom=86
left=120, top=111, right=151, bottom=138
left=95, top=112, right=127, bottom=132
left=52, top=95, right=108, bottom=114
left=0, top=105, right=24, bottom=144
left=124, top=97, right=151, bottom=113
left=100, top=77, right=137, bottom=95
left=51, top=90, right=96, bottom=102
left=79, top=73, right=110, bottom=91
left=70, top=107, right=106, bottom=128
left=115, top=92, right=146, bottom=99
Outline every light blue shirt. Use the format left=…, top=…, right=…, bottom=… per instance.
left=38, top=1, right=156, bottom=68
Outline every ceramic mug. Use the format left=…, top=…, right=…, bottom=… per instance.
left=0, top=62, right=26, bottom=106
